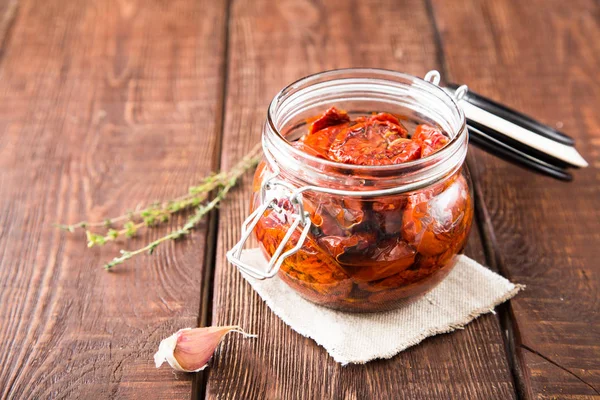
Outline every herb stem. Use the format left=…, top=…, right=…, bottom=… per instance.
left=58, top=142, right=262, bottom=269
left=104, top=166, right=246, bottom=270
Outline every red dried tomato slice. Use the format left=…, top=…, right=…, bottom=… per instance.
left=308, top=107, right=350, bottom=134
left=386, top=139, right=422, bottom=164
left=412, top=124, right=449, bottom=157
left=340, top=237, right=416, bottom=282
left=294, top=123, right=350, bottom=159
left=318, top=232, right=375, bottom=261
left=328, top=118, right=418, bottom=166
left=402, top=174, right=471, bottom=256
left=368, top=112, right=402, bottom=125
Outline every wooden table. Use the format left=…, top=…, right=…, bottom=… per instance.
left=0, top=0, right=598, bottom=398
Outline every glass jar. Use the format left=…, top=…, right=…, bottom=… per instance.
left=229, top=69, right=473, bottom=312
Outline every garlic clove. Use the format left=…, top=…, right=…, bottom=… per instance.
left=154, top=326, right=256, bottom=372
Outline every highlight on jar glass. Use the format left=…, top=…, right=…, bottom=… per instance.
left=228, top=69, right=474, bottom=312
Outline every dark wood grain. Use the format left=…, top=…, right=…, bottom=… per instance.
left=1, top=0, right=596, bottom=398
left=430, top=0, right=600, bottom=398
left=205, top=0, right=516, bottom=398
left=0, top=0, right=227, bottom=398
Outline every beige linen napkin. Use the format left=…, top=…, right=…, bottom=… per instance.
left=238, top=248, right=522, bottom=365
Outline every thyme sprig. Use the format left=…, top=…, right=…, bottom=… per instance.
left=58, top=144, right=262, bottom=269
left=57, top=172, right=224, bottom=235
left=104, top=175, right=240, bottom=270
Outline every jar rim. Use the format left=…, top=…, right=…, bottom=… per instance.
left=264, top=68, right=469, bottom=192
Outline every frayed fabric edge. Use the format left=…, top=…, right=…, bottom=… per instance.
left=241, top=270, right=524, bottom=365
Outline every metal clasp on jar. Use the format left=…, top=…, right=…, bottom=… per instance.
left=226, top=179, right=312, bottom=280
left=424, top=70, right=469, bottom=101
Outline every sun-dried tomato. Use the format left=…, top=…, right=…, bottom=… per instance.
left=402, top=174, right=471, bottom=257
left=308, top=106, right=350, bottom=135
left=328, top=116, right=417, bottom=165
left=413, top=123, right=449, bottom=157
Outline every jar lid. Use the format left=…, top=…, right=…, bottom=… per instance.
left=423, top=70, right=588, bottom=181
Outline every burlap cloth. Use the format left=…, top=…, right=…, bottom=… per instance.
left=238, top=248, right=522, bottom=365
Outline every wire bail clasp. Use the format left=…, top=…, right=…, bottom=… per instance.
left=424, top=70, right=469, bottom=104
left=226, top=185, right=312, bottom=280
left=424, top=70, right=441, bottom=86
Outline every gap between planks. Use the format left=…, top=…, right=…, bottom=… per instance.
left=423, top=0, right=524, bottom=398
left=192, top=0, right=234, bottom=399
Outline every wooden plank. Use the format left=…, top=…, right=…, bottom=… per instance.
left=430, top=0, right=600, bottom=398
left=0, top=0, right=227, bottom=398
left=206, top=0, right=516, bottom=398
